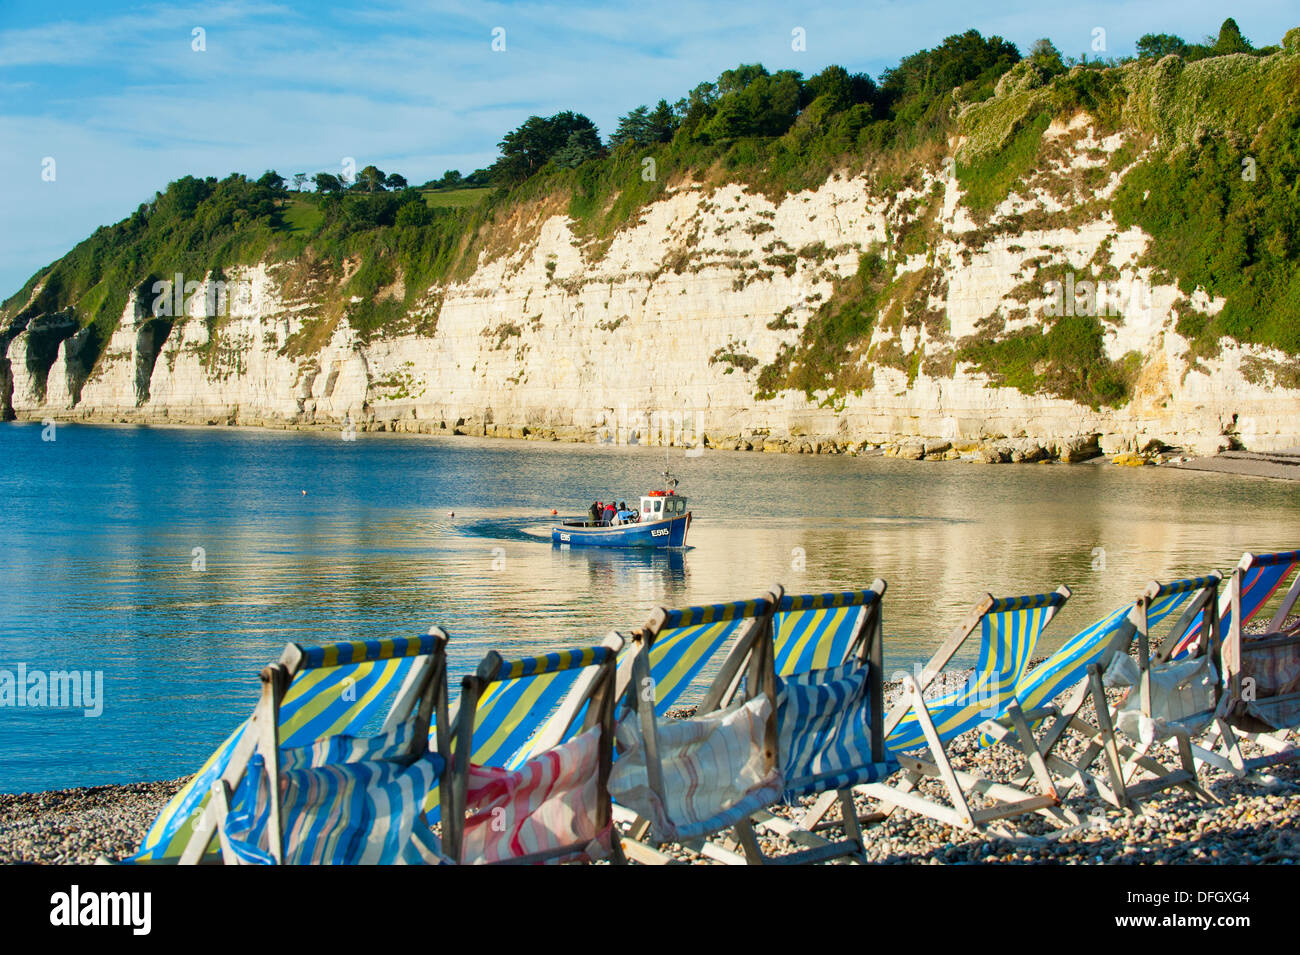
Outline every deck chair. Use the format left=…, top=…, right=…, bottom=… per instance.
left=416, top=590, right=773, bottom=843
left=978, top=575, right=1211, bottom=801
left=177, top=631, right=449, bottom=864
left=609, top=590, right=786, bottom=864
left=707, top=583, right=898, bottom=864
left=441, top=636, right=626, bottom=864
left=1049, top=576, right=1224, bottom=810
left=1168, top=550, right=1300, bottom=659
left=128, top=631, right=448, bottom=863
left=858, top=588, right=1073, bottom=831
left=1197, top=552, right=1300, bottom=777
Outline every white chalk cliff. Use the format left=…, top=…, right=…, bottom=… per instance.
left=3, top=116, right=1296, bottom=457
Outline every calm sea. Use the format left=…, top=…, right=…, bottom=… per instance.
left=0, top=422, right=1295, bottom=793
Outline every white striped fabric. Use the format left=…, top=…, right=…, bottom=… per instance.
left=458, top=725, right=612, bottom=864
left=609, top=696, right=783, bottom=842
left=777, top=662, right=896, bottom=798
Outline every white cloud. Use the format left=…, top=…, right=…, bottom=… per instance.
left=2, top=0, right=1295, bottom=297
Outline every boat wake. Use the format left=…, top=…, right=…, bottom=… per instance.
left=453, top=514, right=555, bottom=544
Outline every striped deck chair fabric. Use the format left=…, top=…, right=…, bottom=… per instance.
left=774, top=590, right=874, bottom=676
left=610, top=593, right=784, bottom=857
left=977, top=581, right=1203, bottom=747
left=132, top=634, right=442, bottom=862
left=1170, top=551, right=1300, bottom=659
left=887, top=592, right=1068, bottom=755
left=777, top=661, right=897, bottom=797
left=458, top=725, right=611, bottom=864
left=425, top=599, right=768, bottom=823
left=218, top=742, right=445, bottom=864
left=772, top=587, right=894, bottom=796
left=641, top=597, right=774, bottom=715
left=464, top=648, right=604, bottom=771
left=609, top=694, right=782, bottom=842
left=443, top=638, right=622, bottom=864
left=421, top=644, right=602, bottom=823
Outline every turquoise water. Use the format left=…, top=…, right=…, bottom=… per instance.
left=0, top=421, right=1296, bottom=793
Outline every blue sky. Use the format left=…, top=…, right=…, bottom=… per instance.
left=2, top=1, right=1296, bottom=299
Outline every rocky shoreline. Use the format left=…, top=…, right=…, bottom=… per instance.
left=9, top=411, right=1272, bottom=476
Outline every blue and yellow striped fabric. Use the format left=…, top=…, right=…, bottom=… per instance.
left=472, top=646, right=615, bottom=772
left=887, top=592, right=1065, bottom=755
left=424, top=603, right=771, bottom=822
left=977, top=582, right=1196, bottom=747
left=774, top=590, right=879, bottom=677
left=421, top=645, right=617, bottom=821
left=222, top=747, right=446, bottom=864
left=131, top=635, right=439, bottom=862
left=1171, top=554, right=1299, bottom=659
left=647, top=598, right=772, bottom=715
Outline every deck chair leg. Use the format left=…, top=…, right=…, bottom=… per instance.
left=209, top=780, right=240, bottom=865
left=908, top=678, right=975, bottom=828
left=877, top=774, right=915, bottom=820
left=1215, top=717, right=1249, bottom=774
left=1175, top=734, right=1219, bottom=804
left=837, top=789, right=865, bottom=853
left=1006, top=703, right=1058, bottom=800
left=801, top=789, right=842, bottom=830
left=733, top=820, right=766, bottom=865
left=1087, top=665, right=1130, bottom=811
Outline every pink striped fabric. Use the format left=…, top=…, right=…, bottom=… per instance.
left=459, top=726, right=612, bottom=864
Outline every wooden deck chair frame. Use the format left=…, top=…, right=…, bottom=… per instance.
left=976, top=611, right=1139, bottom=812
left=616, top=587, right=782, bottom=865
left=1031, top=576, right=1223, bottom=811
left=855, top=588, right=1072, bottom=831
left=714, top=581, right=888, bottom=864
left=180, top=628, right=450, bottom=865
left=442, top=634, right=626, bottom=865
left=610, top=589, right=781, bottom=854
left=1196, top=553, right=1300, bottom=777
left=980, top=575, right=1214, bottom=809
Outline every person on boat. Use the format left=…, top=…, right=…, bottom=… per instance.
left=589, top=501, right=601, bottom=525
left=601, top=502, right=616, bottom=524
left=617, top=501, right=636, bottom=523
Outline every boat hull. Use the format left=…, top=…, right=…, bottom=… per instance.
left=551, top=512, right=690, bottom=548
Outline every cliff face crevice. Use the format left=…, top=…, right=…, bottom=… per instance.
left=3, top=116, right=1297, bottom=455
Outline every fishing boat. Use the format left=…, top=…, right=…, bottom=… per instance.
left=551, top=472, right=691, bottom=549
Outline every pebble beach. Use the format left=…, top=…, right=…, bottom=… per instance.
left=3, top=683, right=1295, bottom=865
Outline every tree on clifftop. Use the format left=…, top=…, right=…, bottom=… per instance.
left=1211, top=18, right=1253, bottom=55
left=492, top=111, right=601, bottom=183
left=1136, top=33, right=1190, bottom=58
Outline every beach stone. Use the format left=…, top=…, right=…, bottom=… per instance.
left=1058, top=433, right=1102, bottom=462
left=1100, top=433, right=1131, bottom=455
left=897, top=440, right=926, bottom=460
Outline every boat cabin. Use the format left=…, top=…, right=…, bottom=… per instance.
left=641, top=491, right=688, bottom=522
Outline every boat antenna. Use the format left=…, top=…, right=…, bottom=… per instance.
left=661, top=443, right=679, bottom=491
